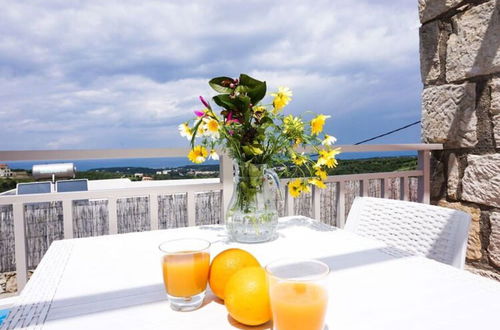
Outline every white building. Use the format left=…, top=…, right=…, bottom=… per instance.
left=0, top=164, right=12, bottom=177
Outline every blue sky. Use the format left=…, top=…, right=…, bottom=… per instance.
left=0, top=0, right=421, bottom=150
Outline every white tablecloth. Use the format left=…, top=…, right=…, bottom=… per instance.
left=2, top=216, right=499, bottom=329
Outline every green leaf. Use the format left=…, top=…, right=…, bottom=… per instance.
left=235, top=85, right=249, bottom=94
left=238, top=74, right=266, bottom=104
left=259, top=116, right=273, bottom=126
left=213, top=94, right=235, bottom=109
left=189, top=118, right=203, bottom=148
left=239, top=74, right=263, bottom=88
left=239, top=181, right=248, bottom=191
left=248, top=163, right=261, bottom=177
left=238, top=94, right=251, bottom=109
left=247, top=82, right=267, bottom=104
left=209, top=77, right=234, bottom=94
left=242, top=145, right=263, bottom=156
left=242, top=146, right=253, bottom=156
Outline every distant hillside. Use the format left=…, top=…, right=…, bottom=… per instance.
left=331, top=156, right=417, bottom=175
left=1, top=156, right=417, bottom=193
left=87, top=164, right=220, bottom=174
left=86, top=167, right=159, bottom=175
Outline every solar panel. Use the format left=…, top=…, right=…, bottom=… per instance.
left=56, top=179, right=88, bottom=192
left=17, top=182, right=52, bottom=195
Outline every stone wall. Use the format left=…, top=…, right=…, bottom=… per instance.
left=419, top=0, right=500, bottom=280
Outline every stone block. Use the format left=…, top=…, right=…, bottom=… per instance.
left=446, top=0, right=500, bottom=82
left=420, top=21, right=441, bottom=84
left=418, top=0, right=463, bottom=23
left=462, top=154, right=500, bottom=208
left=431, top=153, right=445, bottom=200
left=437, top=200, right=482, bottom=260
left=488, top=211, right=500, bottom=267
left=490, top=78, right=500, bottom=145
left=447, top=153, right=460, bottom=200
left=422, top=83, right=477, bottom=147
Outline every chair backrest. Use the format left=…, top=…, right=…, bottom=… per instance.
left=345, top=197, right=471, bottom=269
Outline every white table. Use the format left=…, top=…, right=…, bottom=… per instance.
left=2, top=216, right=499, bottom=330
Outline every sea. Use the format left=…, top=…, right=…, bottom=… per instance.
left=4, top=151, right=417, bottom=171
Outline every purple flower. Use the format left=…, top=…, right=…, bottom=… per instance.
left=194, top=110, right=205, bottom=117
left=226, top=112, right=240, bottom=124
left=199, top=96, right=211, bottom=109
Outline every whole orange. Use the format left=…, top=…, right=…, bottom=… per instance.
left=208, top=248, right=260, bottom=300
left=224, top=266, right=271, bottom=326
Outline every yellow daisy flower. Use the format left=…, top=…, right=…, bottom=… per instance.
left=310, top=114, right=331, bottom=135
left=315, top=168, right=328, bottom=180
left=204, top=118, right=220, bottom=139
left=206, top=119, right=219, bottom=132
left=300, top=180, right=311, bottom=194
left=288, top=179, right=303, bottom=198
left=209, top=149, right=219, bottom=160
left=271, top=86, right=293, bottom=112
left=309, top=178, right=327, bottom=189
left=294, top=138, right=303, bottom=148
left=283, top=115, right=304, bottom=135
left=188, top=146, right=208, bottom=164
left=291, top=152, right=308, bottom=166
left=197, top=122, right=206, bottom=135
left=317, top=148, right=340, bottom=168
left=252, top=106, right=267, bottom=120
left=322, top=134, right=337, bottom=146
left=178, top=123, right=193, bottom=140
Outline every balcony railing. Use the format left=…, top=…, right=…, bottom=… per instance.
left=0, top=143, right=442, bottom=291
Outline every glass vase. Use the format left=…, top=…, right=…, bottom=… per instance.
left=225, top=161, right=282, bottom=243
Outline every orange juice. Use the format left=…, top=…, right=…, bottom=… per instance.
left=162, top=251, right=210, bottom=297
left=270, top=282, right=328, bottom=330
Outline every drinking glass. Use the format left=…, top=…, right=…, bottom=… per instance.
left=266, top=258, right=330, bottom=330
left=159, top=238, right=211, bottom=311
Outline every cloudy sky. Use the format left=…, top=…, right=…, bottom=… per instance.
left=0, top=0, right=422, bottom=150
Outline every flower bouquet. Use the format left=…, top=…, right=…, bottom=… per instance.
left=179, top=74, right=339, bottom=242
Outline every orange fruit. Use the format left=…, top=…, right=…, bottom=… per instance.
left=224, top=266, right=271, bottom=326
left=208, top=248, right=260, bottom=300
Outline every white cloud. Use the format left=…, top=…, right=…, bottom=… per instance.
left=46, top=135, right=84, bottom=149
left=0, top=0, right=421, bottom=149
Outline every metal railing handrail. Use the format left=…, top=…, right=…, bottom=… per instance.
left=0, top=144, right=443, bottom=161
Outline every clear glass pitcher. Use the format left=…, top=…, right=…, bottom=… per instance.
left=225, top=161, right=282, bottom=243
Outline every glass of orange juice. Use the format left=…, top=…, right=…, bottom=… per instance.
left=159, top=238, right=211, bottom=311
left=266, top=258, right=330, bottom=330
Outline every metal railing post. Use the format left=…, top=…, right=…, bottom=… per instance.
left=418, top=150, right=431, bottom=204
left=361, top=179, right=369, bottom=197
left=62, top=199, right=74, bottom=239
left=108, top=197, right=118, bottom=234
left=383, top=178, right=391, bottom=199
left=186, top=191, right=196, bottom=226
left=312, top=186, right=321, bottom=220
left=13, top=202, right=28, bottom=290
left=336, top=181, right=346, bottom=228
left=286, top=184, right=294, bottom=216
left=150, top=193, right=159, bottom=230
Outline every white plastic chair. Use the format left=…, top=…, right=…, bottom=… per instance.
left=345, top=197, right=471, bottom=269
